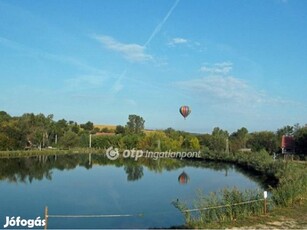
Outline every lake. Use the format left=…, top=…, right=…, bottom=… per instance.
left=0, top=154, right=267, bottom=229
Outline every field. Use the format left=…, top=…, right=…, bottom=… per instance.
left=94, top=124, right=116, bottom=131
left=94, top=124, right=159, bottom=134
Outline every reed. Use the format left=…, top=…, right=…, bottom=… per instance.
left=173, top=187, right=264, bottom=227
left=176, top=150, right=307, bottom=227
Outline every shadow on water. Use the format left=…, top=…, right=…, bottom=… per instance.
left=0, top=153, right=276, bottom=188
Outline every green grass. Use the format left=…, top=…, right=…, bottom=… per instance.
left=174, top=150, right=307, bottom=228
left=173, top=187, right=265, bottom=228
left=202, top=199, right=307, bottom=229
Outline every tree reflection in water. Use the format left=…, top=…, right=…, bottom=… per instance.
left=0, top=154, right=273, bottom=188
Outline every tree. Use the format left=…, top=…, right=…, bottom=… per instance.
left=198, top=133, right=211, bottom=148
left=209, top=127, right=229, bottom=152
left=71, top=123, right=80, bottom=134
left=80, top=121, right=94, bottom=131
left=138, top=131, right=182, bottom=151
left=59, top=131, right=79, bottom=149
left=247, top=131, right=277, bottom=154
left=294, top=125, right=307, bottom=156
left=125, top=115, right=145, bottom=135
left=115, top=125, right=125, bottom=135
left=229, top=127, right=249, bottom=152
left=122, top=134, right=141, bottom=149
left=0, top=111, right=11, bottom=123
left=124, top=165, right=144, bottom=181
left=188, top=136, right=201, bottom=150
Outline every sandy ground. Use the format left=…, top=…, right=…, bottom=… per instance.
left=229, top=217, right=307, bottom=229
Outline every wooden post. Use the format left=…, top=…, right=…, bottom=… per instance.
left=44, top=206, right=48, bottom=230
left=263, top=191, right=268, bottom=215
left=264, top=198, right=267, bottom=215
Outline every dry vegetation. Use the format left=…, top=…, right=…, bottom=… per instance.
left=94, top=124, right=116, bottom=131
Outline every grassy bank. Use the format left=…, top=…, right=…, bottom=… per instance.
left=0, top=148, right=104, bottom=158
left=174, top=149, right=307, bottom=228
left=194, top=198, right=307, bottom=229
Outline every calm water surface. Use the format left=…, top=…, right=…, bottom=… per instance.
left=0, top=154, right=266, bottom=229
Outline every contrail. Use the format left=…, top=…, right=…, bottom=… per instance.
left=144, top=0, right=180, bottom=47
left=112, top=0, right=180, bottom=94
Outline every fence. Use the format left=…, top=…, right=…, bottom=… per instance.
left=43, top=193, right=268, bottom=229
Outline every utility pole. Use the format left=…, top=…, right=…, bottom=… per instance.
left=225, top=138, right=229, bottom=154
left=89, top=134, right=92, bottom=148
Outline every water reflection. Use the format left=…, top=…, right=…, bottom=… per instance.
left=124, top=165, right=144, bottom=181
left=178, top=171, right=189, bottom=184
left=0, top=154, right=274, bottom=188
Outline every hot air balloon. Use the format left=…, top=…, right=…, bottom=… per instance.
left=179, top=106, right=191, bottom=119
left=178, top=171, right=190, bottom=184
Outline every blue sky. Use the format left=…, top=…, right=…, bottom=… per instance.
left=0, top=0, right=306, bottom=133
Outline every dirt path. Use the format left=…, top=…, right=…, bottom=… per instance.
left=226, top=201, right=307, bottom=229
left=236, top=218, right=306, bottom=229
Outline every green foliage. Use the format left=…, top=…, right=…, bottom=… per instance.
left=80, top=121, right=94, bottom=131
left=121, top=134, right=141, bottom=149
left=59, top=131, right=79, bottom=149
left=71, top=123, right=80, bottom=134
left=211, top=127, right=228, bottom=152
left=294, top=125, right=307, bottom=156
left=0, top=111, right=11, bottom=123
left=138, top=131, right=183, bottom=151
left=271, top=162, right=307, bottom=207
left=91, top=135, right=122, bottom=149
left=188, top=136, right=201, bottom=150
left=124, top=162, right=144, bottom=181
left=247, top=131, right=277, bottom=154
left=173, top=188, right=264, bottom=227
left=187, top=148, right=307, bottom=227
left=181, top=135, right=201, bottom=150
left=125, top=114, right=145, bottom=135
left=115, top=125, right=125, bottom=135
left=229, top=127, right=249, bottom=153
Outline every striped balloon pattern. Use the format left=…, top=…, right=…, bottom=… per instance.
left=179, top=106, right=191, bottom=119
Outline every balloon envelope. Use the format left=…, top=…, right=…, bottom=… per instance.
left=179, top=106, right=191, bottom=119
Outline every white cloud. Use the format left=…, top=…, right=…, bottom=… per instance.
left=176, top=75, right=263, bottom=103
left=175, top=74, right=301, bottom=108
left=200, top=62, right=233, bottom=75
left=168, top=37, right=188, bottom=46
left=94, top=35, right=152, bottom=63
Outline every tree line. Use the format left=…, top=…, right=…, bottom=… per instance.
left=0, top=111, right=306, bottom=157
left=199, top=125, right=307, bottom=156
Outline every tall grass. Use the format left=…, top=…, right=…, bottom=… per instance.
left=173, top=188, right=264, bottom=227
left=175, top=149, right=307, bottom=227
left=271, top=162, right=307, bottom=207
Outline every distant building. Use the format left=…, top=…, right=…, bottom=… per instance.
left=281, top=135, right=295, bottom=154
